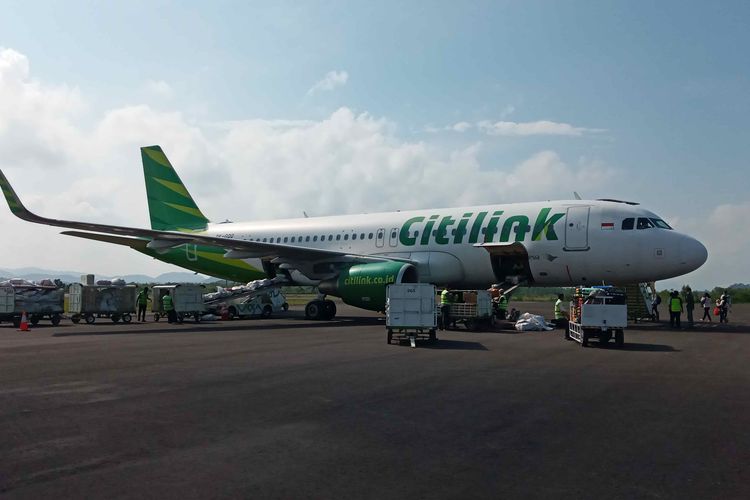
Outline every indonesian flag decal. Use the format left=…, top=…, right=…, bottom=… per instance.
left=601, top=222, right=615, bottom=230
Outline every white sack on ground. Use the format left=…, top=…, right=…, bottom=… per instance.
left=515, top=312, right=554, bottom=331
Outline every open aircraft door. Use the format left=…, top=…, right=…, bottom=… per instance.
left=564, top=206, right=590, bottom=251
left=476, top=242, right=533, bottom=285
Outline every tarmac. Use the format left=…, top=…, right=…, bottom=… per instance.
left=1, top=302, right=748, bottom=499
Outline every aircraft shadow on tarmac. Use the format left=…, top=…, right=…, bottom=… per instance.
left=418, top=339, right=488, bottom=351
left=50, top=315, right=383, bottom=337
left=595, top=342, right=679, bottom=352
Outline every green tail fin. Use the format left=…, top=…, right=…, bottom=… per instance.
left=141, top=145, right=209, bottom=232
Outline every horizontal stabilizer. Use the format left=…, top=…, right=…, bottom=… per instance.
left=61, top=231, right=150, bottom=250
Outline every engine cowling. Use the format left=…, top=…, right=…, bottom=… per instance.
left=318, top=262, right=419, bottom=311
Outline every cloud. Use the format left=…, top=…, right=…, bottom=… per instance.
left=662, top=201, right=750, bottom=289
left=307, top=70, right=349, bottom=95
left=0, top=48, right=624, bottom=278
left=477, top=120, right=604, bottom=137
left=425, top=121, right=472, bottom=133
left=145, top=79, right=173, bottom=98
left=428, top=115, right=603, bottom=137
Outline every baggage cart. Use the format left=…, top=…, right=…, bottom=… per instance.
left=0, top=284, right=64, bottom=327
left=438, top=290, right=494, bottom=331
left=152, top=284, right=206, bottom=323
left=67, top=282, right=137, bottom=324
left=568, top=286, right=627, bottom=347
left=386, top=283, right=437, bottom=347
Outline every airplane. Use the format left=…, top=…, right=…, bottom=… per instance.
left=0, top=145, right=708, bottom=320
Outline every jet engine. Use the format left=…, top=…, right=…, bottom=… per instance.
left=318, top=261, right=419, bottom=311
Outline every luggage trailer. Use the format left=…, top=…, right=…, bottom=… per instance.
left=567, top=286, right=627, bottom=348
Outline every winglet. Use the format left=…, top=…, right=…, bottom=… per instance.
left=0, top=169, right=34, bottom=221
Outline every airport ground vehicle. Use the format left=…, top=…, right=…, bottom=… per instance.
left=567, top=286, right=627, bottom=347
left=222, top=289, right=288, bottom=319
left=386, top=283, right=437, bottom=347
left=439, top=290, right=494, bottom=331
left=0, top=282, right=64, bottom=326
left=151, top=284, right=206, bottom=323
left=68, top=282, right=137, bottom=324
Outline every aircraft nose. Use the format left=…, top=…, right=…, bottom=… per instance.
left=680, top=234, right=708, bottom=273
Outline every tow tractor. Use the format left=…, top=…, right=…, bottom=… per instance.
left=568, top=286, right=627, bottom=347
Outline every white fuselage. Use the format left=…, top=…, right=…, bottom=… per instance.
left=202, top=200, right=707, bottom=287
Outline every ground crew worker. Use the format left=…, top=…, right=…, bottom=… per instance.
left=162, top=291, right=177, bottom=324
left=496, top=290, right=509, bottom=320
left=554, top=294, right=569, bottom=338
left=136, top=286, right=151, bottom=322
left=684, top=286, right=695, bottom=328
left=669, top=290, right=683, bottom=329
left=440, top=287, right=453, bottom=330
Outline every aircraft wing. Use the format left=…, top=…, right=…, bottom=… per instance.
left=0, top=169, right=409, bottom=265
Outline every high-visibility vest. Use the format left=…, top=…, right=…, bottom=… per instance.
left=498, top=295, right=508, bottom=311
left=441, top=290, right=452, bottom=305
left=162, top=294, right=174, bottom=311
left=554, top=299, right=565, bottom=320
left=669, top=297, right=682, bottom=312
left=137, top=291, right=149, bottom=306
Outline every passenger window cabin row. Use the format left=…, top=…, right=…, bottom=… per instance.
left=245, top=231, right=383, bottom=244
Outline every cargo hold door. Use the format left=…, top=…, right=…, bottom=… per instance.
left=564, top=206, right=590, bottom=251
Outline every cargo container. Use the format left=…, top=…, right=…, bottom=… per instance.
left=68, top=283, right=137, bottom=324
left=152, top=284, right=206, bottom=323
left=386, top=283, right=437, bottom=346
left=0, top=284, right=64, bottom=327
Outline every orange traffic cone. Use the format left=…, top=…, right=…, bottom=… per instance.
left=19, top=311, right=30, bottom=332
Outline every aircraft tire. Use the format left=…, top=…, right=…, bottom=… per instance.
left=323, top=300, right=336, bottom=320
left=615, top=329, right=624, bottom=347
left=305, top=300, right=320, bottom=319
left=305, top=301, right=322, bottom=320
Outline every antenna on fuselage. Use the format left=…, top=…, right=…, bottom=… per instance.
left=573, top=192, right=582, bottom=200
left=303, top=211, right=309, bottom=218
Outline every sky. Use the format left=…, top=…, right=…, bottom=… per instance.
left=0, top=0, right=748, bottom=289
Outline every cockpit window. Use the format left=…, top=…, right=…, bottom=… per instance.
left=637, top=217, right=655, bottom=229
left=650, top=218, right=672, bottom=229
left=622, top=218, right=634, bottom=230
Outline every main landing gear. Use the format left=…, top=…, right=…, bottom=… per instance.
left=305, top=299, right=337, bottom=320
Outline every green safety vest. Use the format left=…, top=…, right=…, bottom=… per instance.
left=441, top=290, right=452, bottom=305
left=137, top=291, right=149, bottom=306
left=669, top=297, right=682, bottom=312
left=162, top=295, right=174, bottom=311
left=554, top=299, right=565, bottom=320
left=498, top=295, right=508, bottom=311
